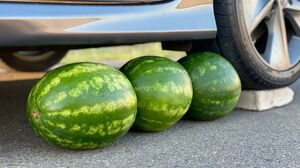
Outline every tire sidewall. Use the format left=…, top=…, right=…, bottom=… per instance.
left=233, top=0, right=300, bottom=85
left=1, top=50, right=67, bottom=71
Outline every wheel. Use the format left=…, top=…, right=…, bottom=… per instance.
left=194, top=0, right=300, bottom=89
left=1, top=49, right=68, bottom=71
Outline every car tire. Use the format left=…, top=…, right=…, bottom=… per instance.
left=1, top=49, right=68, bottom=72
left=192, top=0, right=300, bottom=90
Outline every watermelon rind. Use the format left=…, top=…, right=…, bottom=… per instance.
left=121, top=56, right=193, bottom=132
left=179, top=52, right=241, bottom=121
left=27, top=62, right=137, bottom=149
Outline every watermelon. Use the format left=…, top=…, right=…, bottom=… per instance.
left=179, top=52, right=241, bottom=121
left=121, top=56, right=193, bottom=132
left=27, top=63, right=137, bottom=149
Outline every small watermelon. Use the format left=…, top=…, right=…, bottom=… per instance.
left=27, top=63, right=137, bottom=149
left=179, top=52, right=241, bottom=120
left=121, top=56, right=193, bottom=132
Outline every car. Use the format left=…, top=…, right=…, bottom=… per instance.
left=0, top=0, right=299, bottom=89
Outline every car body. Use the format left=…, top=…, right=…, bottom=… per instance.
left=0, top=0, right=299, bottom=89
left=0, top=0, right=216, bottom=47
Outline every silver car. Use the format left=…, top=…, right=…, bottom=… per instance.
left=0, top=0, right=299, bottom=89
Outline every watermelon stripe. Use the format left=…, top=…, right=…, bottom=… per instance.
left=38, top=77, right=61, bottom=100
left=40, top=76, right=135, bottom=112
left=88, top=76, right=104, bottom=91
left=55, top=123, right=66, bottom=129
left=67, top=81, right=90, bottom=98
left=136, top=81, right=192, bottom=96
left=46, top=94, right=136, bottom=118
left=138, top=101, right=189, bottom=118
left=39, top=72, right=131, bottom=102
left=38, top=124, right=103, bottom=149
left=143, top=66, right=187, bottom=74
left=43, top=114, right=135, bottom=137
left=127, top=60, right=155, bottom=75
left=36, top=111, right=135, bottom=149
left=54, top=91, right=68, bottom=104
left=56, top=64, right=111, bottom=78
left=134, top=117, right=175, bottom=132
left=35, top=64, right=123, bottom=101
left=138, top=116, right=174, bottom=125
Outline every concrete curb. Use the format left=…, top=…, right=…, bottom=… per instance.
left=236, top=87, right=294, bottom=111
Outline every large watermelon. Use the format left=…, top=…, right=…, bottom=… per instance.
left=121, top=56, right=193, bottom=132
left=179, top=52, right=241, bottom=120
left=27, top=63, right=137, bottom=149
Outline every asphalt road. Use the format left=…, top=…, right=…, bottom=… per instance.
left=0, top=78, right=299, bottom=168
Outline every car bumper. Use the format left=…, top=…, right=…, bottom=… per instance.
left=0, top=0, right=216, bottom=47
left=0, top=0, right=165, bottom=4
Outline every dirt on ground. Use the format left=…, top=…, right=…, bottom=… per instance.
left=0, top=60, right=45, bottom=81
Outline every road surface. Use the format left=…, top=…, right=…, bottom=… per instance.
left=0, top=77, right=299, bottom=168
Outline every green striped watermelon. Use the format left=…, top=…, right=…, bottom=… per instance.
left=121, top=56, right=193, bottom=132
left=179, top=52, right=241, bottom=121
left=27, top=63, right=137, bottom=149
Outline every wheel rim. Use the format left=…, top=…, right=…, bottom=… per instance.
left=242, top=0, right=300, bottom=71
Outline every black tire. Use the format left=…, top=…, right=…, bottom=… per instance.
left=1, top=49, right=68, bottom=72
left=192, top=0, right=300, bottom=89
